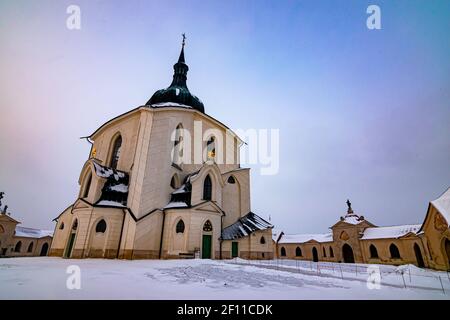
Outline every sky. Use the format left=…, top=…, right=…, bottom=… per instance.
left=0, top=0, right=449, bottom=233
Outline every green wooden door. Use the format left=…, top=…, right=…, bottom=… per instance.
left=232, top=242, right=238, bottom=258
left=202, top=235, right=212, bottom=259
left=65, top=233, right=76, bottom=258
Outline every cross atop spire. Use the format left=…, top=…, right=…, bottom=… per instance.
left=177, top=33, right=186, bottom=64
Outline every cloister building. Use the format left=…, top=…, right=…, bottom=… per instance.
left=276, top=190, right=450, bottom=271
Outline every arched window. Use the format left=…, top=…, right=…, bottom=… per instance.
left=203, top=220, right=213, bottom=232
left=296, top=247, right=302, bottom=257
left=14, top=241, right=22, bottom=253
left=176, top=220, right=185, bottom=233
left=389, top=243, right=401, bottom=259
left=227, top=176, right=236, bottom=184
left=172, top=124, right=183, bottom=165
left=0, top=224, right=4, bottom=233
left=110, top=135, right=122, bottom=169
left=370, top=244, right=379, bottom=258
left=280, top=247, right=286, bottom=257
left=323, top=247, right=327, bottom=257
left=27, top=242, right=34, bottom=253
left=72, top=219, right=78, bottom=231
left=260, top=236, right=266, bottom=244
left=95, top=219, right=107, bottom=233
left=329, top=247, right=334, bottom=257
left=82, top=172, right=92, bottom=198
left=59, top=222, right=65, bottom=230
left=203, top=175, right=212, bottom=200
left=206, top=137, right=216, bottom=161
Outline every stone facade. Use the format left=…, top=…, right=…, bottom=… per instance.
left=49, top=44, right=273, bottom=260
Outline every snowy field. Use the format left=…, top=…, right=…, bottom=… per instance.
left=0, top=257, right=449, bottom=299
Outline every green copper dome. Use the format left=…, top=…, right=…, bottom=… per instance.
left=146, top=39, right=205, bottom=113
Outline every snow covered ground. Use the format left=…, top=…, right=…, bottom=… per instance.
left=0, top=257, right=449, bottom=299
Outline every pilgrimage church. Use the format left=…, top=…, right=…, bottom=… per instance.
left=49, top=37, right=274, bottom=260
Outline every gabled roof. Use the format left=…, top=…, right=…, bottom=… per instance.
left=0, top=213, right=20, bottom=224
left=221, top=212, right=273, bottom=240
left=331, top=214, right=375, bottom=228
left=278, top=233, right=333, bottom=244
left=271, top=229, right=283, bottom=242
left=15, top=226, right=53, bottom=239
left=430, top=187, right=450, bottom=225
left=361, top=224, right=421, bottom=240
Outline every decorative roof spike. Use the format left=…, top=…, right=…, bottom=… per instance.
left=178, top=33, right=186, bottom=63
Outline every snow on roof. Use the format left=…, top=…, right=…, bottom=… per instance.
left=93, top=162, right=126, bottom=180
left=108, top=184, right=128, bottom=193
left=172, top=185, right=188, bottom=194
left=15, top=226, right=53, bottom=239
left=278, top=233, right=333, bottom=244
left=163, top=201, right=188, bottom=209
left=96, top=200, right=126, bottom=208
left=340, top=214, right=365, bottom=225
left=430, top=187, right=450, bottom=225
left=361, top=224, right=421, bottom=240
left=221, top=212, right=273, bottom=240
left=151, top=102, right=193, bottom=109
left=271, top=229, right=282, bottom=242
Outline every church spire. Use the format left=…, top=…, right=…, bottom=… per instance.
left=178, top=33, right=186, bottom=63
left=146, top=35, right=205, bottom=113
left=170, top=34, right=189, bottom=87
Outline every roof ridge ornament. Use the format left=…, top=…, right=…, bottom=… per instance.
left=346, top=199, right=354, bottom=214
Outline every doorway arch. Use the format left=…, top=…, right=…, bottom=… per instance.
left=312, top=247, right=318, bottom=262
left=342, top=243, right=355, bottom=263
left=64, top=219, right=78, bottom=258
left=413, top=243, right=425, bottom=268
left=444, top=238, right=450, bottom=268
left=40, top=243, right=49, bottom=256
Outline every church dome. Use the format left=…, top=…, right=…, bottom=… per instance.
left=146, top=36, right=205, bottom=113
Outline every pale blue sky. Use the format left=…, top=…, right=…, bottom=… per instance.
left=0, top=0, right=449, bottom=232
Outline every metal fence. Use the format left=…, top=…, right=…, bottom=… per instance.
left=227, top=258, right=450, bottom=294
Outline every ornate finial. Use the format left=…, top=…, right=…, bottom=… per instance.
left=182, top=33, right=186, bottom=48
left=346, top=199, right=353, bottom=214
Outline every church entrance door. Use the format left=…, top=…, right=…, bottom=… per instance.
left=232, top=242, right=238, bottom=258
left=342, top=244, right=355, bottom=263
left=202, top=235, right=212, bottom=259
left=65, top=233, right=76, bottom=258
